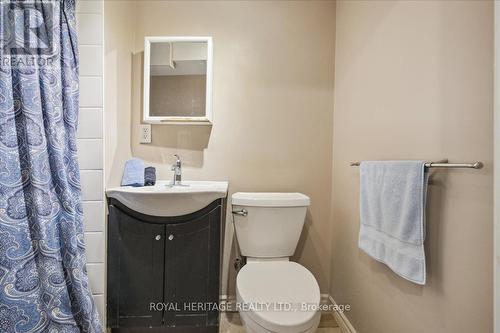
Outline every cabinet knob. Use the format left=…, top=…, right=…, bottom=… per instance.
left=168, top=234, right=174, bottom=241
left=155, top=235, right=161, bottom=241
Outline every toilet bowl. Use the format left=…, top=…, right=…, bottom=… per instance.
left=236, top=260, right=321, bottom=333
left=232, top=192, right=321, bottom=333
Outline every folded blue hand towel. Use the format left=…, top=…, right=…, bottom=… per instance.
left=359, top=161, right=428, bottom=285
left=121, top=158, right=145, bottom=187
left=144, top=166, right=156, bottom=186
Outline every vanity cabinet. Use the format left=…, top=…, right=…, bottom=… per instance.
left=107, top=198, right=223, bottom=333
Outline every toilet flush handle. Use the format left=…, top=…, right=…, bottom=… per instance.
left=232, top=209, right=248, bottom=217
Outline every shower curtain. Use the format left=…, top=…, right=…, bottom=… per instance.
left=0, top=1, right=102, bottom=332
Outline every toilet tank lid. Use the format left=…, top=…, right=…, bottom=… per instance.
left=232, top=192, right=310, bottom=207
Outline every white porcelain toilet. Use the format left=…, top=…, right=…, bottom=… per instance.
left=232, top=192, right=321, bottom=333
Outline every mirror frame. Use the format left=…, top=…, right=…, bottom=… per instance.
left=143, top=36, right=213, bottom=125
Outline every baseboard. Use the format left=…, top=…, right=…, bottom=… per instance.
left=328, top=295, right=357, bottom=333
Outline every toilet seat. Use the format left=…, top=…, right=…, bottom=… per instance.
left=236, top=261, right=320, bottom=333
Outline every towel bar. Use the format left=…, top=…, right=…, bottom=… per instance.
left=349, top=160, right=483, bottom=169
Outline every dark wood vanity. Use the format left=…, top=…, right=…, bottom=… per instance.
left=106, top=197, right=225, bottom=333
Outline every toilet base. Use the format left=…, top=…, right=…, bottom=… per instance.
left=238, top=309, right=320, bottom=333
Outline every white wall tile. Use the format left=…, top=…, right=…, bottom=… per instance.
left=80, top=77, right=103, bottom=108
left=87, top=263, right=105, bottom=294
left=78, top=0, right=105, bottom=322
left=77, top=14, right=103, bottom=45
left=82, top=201, right=104, bottom=232
left=85, top=232, right=105, bottom=262
left=77, top=139, right=103, bottom=169
left=92, top=294, right=105, bottom=323
left=77, top=108, right=103, bottom=139
left=81, top=170, right=103, bottom=201
left=77, top=0, right=102, bottom=14
left=79, top=45, right=103, bottom=76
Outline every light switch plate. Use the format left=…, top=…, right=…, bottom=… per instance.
left=140, top=124, right=151, bottom=143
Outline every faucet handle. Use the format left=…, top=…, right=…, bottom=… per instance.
left=172, top=154, right=181, bottom=176
left=171, top=154, right=182, bottom=184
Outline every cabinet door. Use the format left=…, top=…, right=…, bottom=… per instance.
left=107, top=206, right=165, bottom=328
left=164, top=205, right=221, bottom=328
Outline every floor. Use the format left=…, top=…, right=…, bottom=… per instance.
left=104, top=311, right=343, bottom=333
left=220, top=312, right=343, bottom=333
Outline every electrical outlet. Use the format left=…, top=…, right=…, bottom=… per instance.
left=140, top=124, right=152, bottom=144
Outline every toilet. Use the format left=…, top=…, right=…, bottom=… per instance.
left=232, top=192, right=321, bottom=333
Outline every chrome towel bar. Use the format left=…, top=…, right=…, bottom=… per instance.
left=349, top=160, right=483, bottom=169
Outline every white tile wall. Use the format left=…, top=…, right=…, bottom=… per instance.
left=77, top=108, right=103, bottom=139
left=82, top=201, right=104, bottom=232
left=77, top=139, right=103, bottom=169
left=93, top=294, right=105, bottom=323
left=80, top=77, right=103, bottom=107
left=77, top=0, right=105, bottom=326
left=77, top=0, right=103, bottom=15
left=77, top=14, right=103, bottom=45
left=80, top=170, right=103, bottom=201
left=85, top=232, right=105, bottom=262
left=87, top=263, right=105, bottom=294
left=79, top=46, right=103, bottom=76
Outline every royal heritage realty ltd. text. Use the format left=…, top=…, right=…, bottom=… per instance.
left=149, top=302, right=351, bottom=313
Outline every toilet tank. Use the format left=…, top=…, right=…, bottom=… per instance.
left=231, top=192, right=310, bottom=258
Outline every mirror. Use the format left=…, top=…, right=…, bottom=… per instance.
left=143, top=37, right=213, bottom=124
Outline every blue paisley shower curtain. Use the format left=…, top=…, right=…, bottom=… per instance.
left=0, top=0, right=102, bottom=332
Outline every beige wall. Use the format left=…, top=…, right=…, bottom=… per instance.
left=104, top=1, right=135, bottom=193
left=331, top=1, right=493, bottom=332
left=105, top=1, right=336, bottom=294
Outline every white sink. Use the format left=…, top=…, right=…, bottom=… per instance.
left=106, top=181, right=229, bottom=217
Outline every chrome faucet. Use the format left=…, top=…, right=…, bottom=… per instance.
left=171, top=154, right=182, bottom=186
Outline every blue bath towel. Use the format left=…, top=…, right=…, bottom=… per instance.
left=359, top=161, right=428, bottom=285
left=121, top=158, right=145, bottom=187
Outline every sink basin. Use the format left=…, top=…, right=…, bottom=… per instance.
left=106, top=181, right=228, bottom=217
